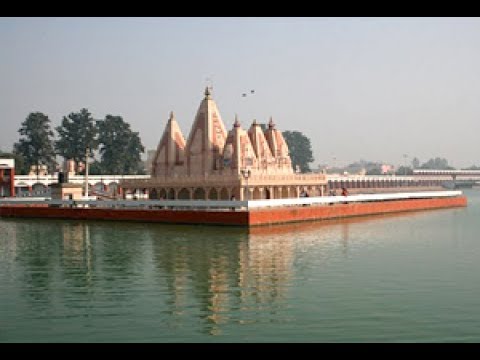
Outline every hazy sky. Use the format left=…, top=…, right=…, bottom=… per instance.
left=1, top=17, right=480, bottom=168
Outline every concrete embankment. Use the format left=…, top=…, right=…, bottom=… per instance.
left=0, top=195, right=467, bottom=226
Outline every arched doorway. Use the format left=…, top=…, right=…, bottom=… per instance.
left=159, top=188, right=167, bottom=199
left=265, top=188, right=271, bottom=199
left=208, top=188, right=218, bottom=200
left=193, top=187, right=206, bottom=200
left=178, top=188, right=190, bottom=200
left=252, top=187, right=261, bottom=200
left=32, top=183, right=47, bottom=195
left=108, top=182, right=118, bottom=195
left=220, top=187, right=229, bottom=200
left=149, top=188, right=158, bottom=199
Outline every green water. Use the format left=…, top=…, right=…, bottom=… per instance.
left=1, top=190, right=480, bottom=342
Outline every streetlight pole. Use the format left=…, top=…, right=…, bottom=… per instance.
left=241, top=168, right=251, bottom=201
left=403, top=154, right=408, bottom=176
left=85, top=147, right=89, bottom=199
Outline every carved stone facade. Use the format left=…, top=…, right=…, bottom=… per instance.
left=122, top=88, right=327, bottom=200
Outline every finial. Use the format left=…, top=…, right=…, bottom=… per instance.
left=169, top=111, right=174, bottom=119
left=268, top=116, right=275, bottom=129
left=204, top=86, right=211, bottom=99
left=234, top=114, right=240, bottom=128
left=252, top=119, right=258, bottom=126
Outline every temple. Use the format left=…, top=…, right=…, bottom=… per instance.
left=121, top=88, right=327, bottom=200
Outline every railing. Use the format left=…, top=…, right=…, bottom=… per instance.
left=328, top=174, right=416, bottom=181
left=14, top=174, right=150, bottom=186
left=413, top=170, right=480, bottom=175
left=0, top=190, right=463, bottom=210
left=246, top=190, right=462, bottom=208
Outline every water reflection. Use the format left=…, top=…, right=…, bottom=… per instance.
left=5, top=216, right=388, bottom=337
left=150, top=227, right=248, bottom=336
left=12, top=220, right=60, bottom=307
left=1, top=193, right=478, bottom=342
left=60, top=222, right=93, bottom=290
left=2, top=211, right=437, bottom=339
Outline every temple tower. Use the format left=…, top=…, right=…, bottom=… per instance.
left=151, top=111, right=186, bottom=177
left=264, top=117, right=293, bottom=174
left=185, top=87, right=228, bottom=176
left=223, top=116, right=258, bottom=174
left=248, top=119, right=274, bottom=172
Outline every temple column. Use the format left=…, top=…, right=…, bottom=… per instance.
left=0, top=169, right=3, bottom=197
left=10, top=167, right=15, bottom=197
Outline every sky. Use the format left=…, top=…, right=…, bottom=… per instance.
left=1, top=17, right=480, bottom=169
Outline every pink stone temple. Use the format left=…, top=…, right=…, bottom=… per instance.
left=122, top=88, right=327, bottom=200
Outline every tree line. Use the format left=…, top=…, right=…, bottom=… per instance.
left=6, top=110, right=479, bottom=177
left=323, top=156, right=480, bottom=176
left=3, top=112, right=317, bottom=176
left=4, top=110, right=145, bottom=175
left=366, top=157, right=461, bottom=175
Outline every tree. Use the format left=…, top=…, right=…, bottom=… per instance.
left=97, top=115, right=145, bottom=174
left=366, top=167, right=382, bottom=175
left=420, top=157, right=454, bottom=170
left=87, top=160, right=103, bottom=175
left=55, top=108, right=98, bottom=173
left=282, top=130, right=314, bottom=173
left=395, top=166, right=413, bottom=175
left=344, top=160, right=381, bottom=175
left=13, top=112, right=56, bottom=176
left=411, top=157, right=420, bottom=169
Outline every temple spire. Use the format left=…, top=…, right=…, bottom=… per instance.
left=234, top=114, right=240, bottom=128
left=268, top=116, right=275, bottom=129
left=204, top=86, right=212, bottom=99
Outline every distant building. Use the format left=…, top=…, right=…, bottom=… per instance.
left=381, top=164, right=395, bottom=174
left=77, top=162, right=85, bottom=173
left=64, top=159, right=76, bottom=177
left=0, top=159, right=15, bottom=197
left=28, top=164, right=48, bottom=176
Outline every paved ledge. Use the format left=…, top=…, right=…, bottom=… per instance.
left=0, top=192, right=467, bottom=227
